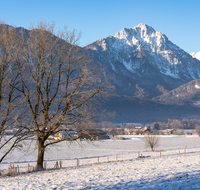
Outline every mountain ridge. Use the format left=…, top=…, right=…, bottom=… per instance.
left=85, top=23, right=200, bottom=122
left=1, top=23, right=200, bottom=123
left=85, top=23, right=200, bottom=97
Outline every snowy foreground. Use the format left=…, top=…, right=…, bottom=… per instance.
left=1, top=149, right=200, bottom=189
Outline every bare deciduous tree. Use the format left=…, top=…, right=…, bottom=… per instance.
left=109, top=126, right=117, bottom=138
left=15, top=21, right=113, bottom=170
left=126, top=124, right=135, bottom=135
left=171, top=120, right=181, bottom=135
left=144, top=132, right=160, bottom=151
left=158, top=122, right=166, bottom=130
left=195, top=125, right=200, bottom=137
left=0, top=23, right=31, bottom=163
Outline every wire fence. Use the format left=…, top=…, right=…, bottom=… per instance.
left=1, top=146, right=200, bottom=177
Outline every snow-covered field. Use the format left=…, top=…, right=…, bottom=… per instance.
left=2, top=135, right=200, bottom=163
left=1, top=148, right=200, bottom=189
left=1, top=136, right=200, bottom=189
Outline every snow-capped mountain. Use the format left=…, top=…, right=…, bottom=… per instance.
left=190, top=52, right=200, bottom=61
left=2, top=23, right=200, bottom=122
left=86, top=24, right=200, bottom=97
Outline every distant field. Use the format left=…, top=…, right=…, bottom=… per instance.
left=1, top=135, right=200, bottom=164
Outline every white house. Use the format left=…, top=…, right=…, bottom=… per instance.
left=54, top=130, right=76, bottom=140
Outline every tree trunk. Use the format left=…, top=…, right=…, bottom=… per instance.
left=37, top=140, right=45, bottom=170
left=151, top=146, right=153, bottom=151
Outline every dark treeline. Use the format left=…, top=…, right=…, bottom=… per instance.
left=166, top=118, right=200, bottom=129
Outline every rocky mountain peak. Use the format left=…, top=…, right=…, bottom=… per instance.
left=86, top=23, right=200, bottom=97
left=113, top=23, right=170, bottom=54
left=133, top=23, right=156, bottom=36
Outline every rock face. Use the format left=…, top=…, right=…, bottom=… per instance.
left=86, top=24, right=200, bottom=98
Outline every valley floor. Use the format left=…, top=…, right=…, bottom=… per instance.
left=1, top=148, right=200, bottom=189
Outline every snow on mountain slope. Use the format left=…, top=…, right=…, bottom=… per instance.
left=190, top=52, right=200, bottom=61
left=152, top=78, right=200, bottom=105
left=86, top=24, right=200, bottom=96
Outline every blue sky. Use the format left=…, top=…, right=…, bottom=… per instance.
left=1, top=0, right=200, bottom=53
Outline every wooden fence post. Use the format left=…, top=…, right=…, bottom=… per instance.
left=14, top=166, right=17, bottom=174
left=116, top=154, right=118, bottom=162
left=17, top=165, right=19, bottom=174
left=54, top=161, right=59, bottom=168
left=11, top=165, right=13, bottom=175
left=77, top=158, right=79, bottom=167
left=59, top=161, right=62, bottom=168
left=28, top=164, right=30, bottom=173
left=138, top=152, right=140, bottom=159
left=179, top=151, right=180, bottom=157
left=97, top=157, right=99, bottom=164
left=107, top=156, right=109, bottom=162
left=184, top=147, right=186, bottom=156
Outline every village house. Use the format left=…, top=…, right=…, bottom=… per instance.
left=54, top=130, right=76, bottom=140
